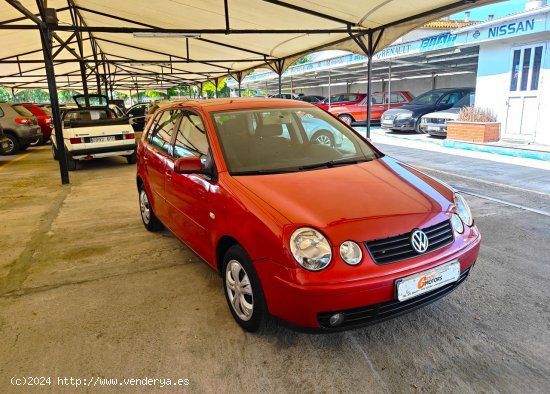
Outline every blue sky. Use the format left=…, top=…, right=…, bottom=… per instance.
left=451, top=0, right=527, bottom=20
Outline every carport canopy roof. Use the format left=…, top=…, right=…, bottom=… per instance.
left=0, top=0, right=499, bottom=92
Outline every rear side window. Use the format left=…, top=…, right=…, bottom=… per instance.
left=12, top=105, right=34, bottom=118
left=148, top=109, right=181, bottom=156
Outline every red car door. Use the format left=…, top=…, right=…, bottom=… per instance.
left=164, top=109, right=215, bottom=263
left=142, top=109, right=181, bottom=222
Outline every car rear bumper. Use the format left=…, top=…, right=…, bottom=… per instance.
left=255, top=231, right=480, bottom=330
left=69, top=143, right=136, bottom=160
left=18, top=126, right=43, bottom=144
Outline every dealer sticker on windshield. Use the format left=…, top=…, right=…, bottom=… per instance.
left=396, top=260, right=460, bottom=302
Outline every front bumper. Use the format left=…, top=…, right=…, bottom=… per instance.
left=381, top=117, right=416, bottom=131
left=255, top=229, right=480, bottom=330
left=420, top=123, right=448, bottom=136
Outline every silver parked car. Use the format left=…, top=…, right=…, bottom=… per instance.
left=0, top=102, right=42, bottom=155
left=0, top=123, right=9, bottom=154
left=420, top=92, right=475, bottom=137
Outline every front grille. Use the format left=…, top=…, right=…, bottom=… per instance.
left=365, top=220, right=454, bottom=265
left=318, top=267, right=470, bottom=330
left=423, top=118, right=447, bottom=124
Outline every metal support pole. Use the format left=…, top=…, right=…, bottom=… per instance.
left=238, top=80, right=241, bottom=97
left=40, top=27, right=70, bottom=184
left=11, top=87, right=16, bottom=101
left=290, top=75, right=293, bottom=94
left=328, top=70, right=331, bottom=110
left=278, top=73, right=282, bottom=95
left=79, top=61, right=90, bottom=106
left=387, top=61, right=392, bottom=110
left=366, top=32, right=373, bottom=139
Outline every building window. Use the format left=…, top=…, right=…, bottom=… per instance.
left=531, top=46, right=543, bottom=91
left=509, top=49, right=520, bottom=91
left=520, top=48, right=531, bottom=91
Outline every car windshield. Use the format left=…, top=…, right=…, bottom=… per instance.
left=453, top=93, right=475, bottom=108
left=408, top=90, right=447, bottom=105
left=212, top=107, right=381, bottom=175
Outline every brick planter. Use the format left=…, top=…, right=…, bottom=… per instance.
left=447, top=121, right=500, bottom=143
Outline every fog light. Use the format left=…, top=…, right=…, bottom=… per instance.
left=329, top=313, right=345, bottom=327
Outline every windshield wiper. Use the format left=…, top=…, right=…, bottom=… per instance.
left=299, top=158, right=369, bottom=171
left=232, top=169, right=298, bottom=176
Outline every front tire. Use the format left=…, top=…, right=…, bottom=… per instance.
left=415, top=119, right=426, bottom=134
left=222, top=245, right=266, bottom=332
left=139, top=185, right=163, bottom=232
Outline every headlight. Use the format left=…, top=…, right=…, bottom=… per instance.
left=454, top=193, right=473, bottom=226
left=450, top=213, right=464, bottom=234
left=396, top=113, right=412, bottom=120
left=289, top=227, right=332, bottom=271
left=339, top=241, right=362, bottom=265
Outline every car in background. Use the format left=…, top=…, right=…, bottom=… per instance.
left=381, top=88, right=475, bottom=133
left=0, top=102, right=42, bottom=155
left=19, top=103, right=53, bottom=144
left=328, top=91, right=414, bottom=125
left=298, top=95, right=326, bottom=104
left=51, top=95, right=135, bottom=170
left=125, top=103, right=149, bottom=131
left=420, top=92, right=476, bottom=137
left=136, top=98, right=480, bottom=332
left=316, top=93, right=366, bottom=111
left=269, top=93, right=302, bottom=100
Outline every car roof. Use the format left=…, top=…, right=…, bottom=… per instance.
left=159, top=97, right=312, bottom=113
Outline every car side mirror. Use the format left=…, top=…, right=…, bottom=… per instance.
left=174, top=156, right=206, bottom=174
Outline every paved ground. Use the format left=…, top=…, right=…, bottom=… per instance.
left=0, top=142, right=549, bottom=393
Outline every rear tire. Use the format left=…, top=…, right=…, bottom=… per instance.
left=222, top=245, right=266, bottom=333
left=2, top=134, right=19, bottom=155
left=126, top=151, right=137, bottom=164
left=139, top=184, right=163, bottom=232
left=65, top=148, right=77, bottom=171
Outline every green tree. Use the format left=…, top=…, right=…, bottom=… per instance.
left=291, top=55, right=312, bottom=66
left=202, top=78, right=227, bottom=98
left=0, top=88, right=11, bottom=101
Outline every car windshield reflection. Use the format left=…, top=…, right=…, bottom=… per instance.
left=212, top=107, right=380, bottom=175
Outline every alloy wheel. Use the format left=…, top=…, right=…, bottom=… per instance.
left=139, top=189, right=151, bottom=224
left=225, top=259, right=254, bottom=321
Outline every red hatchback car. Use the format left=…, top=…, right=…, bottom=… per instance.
left=329, top=91, right=414, bottom=125
left=19, top=103, right=53, bottom=144
left=136, top=98, right=480, bottom=332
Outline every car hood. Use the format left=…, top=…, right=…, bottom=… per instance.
left=384, top=104, right=435, bottom=116
left=424, top=108, right=460, bottom=119
left=234, top=157, right=454, bottom=243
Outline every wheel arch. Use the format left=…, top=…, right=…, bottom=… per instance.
left=216, top=235, right=241, bottom=275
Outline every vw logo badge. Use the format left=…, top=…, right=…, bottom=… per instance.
left=410, top=229, right=429, bottom=253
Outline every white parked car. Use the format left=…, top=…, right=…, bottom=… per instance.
left=51, top=95, right=136, bottom=170
left=420, top=92, right=475, bottom=137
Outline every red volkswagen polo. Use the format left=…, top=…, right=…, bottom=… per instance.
left=136, top=98, right=480, bottom=332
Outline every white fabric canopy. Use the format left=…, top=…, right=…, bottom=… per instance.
left=0, top=0, right=500, bottom=91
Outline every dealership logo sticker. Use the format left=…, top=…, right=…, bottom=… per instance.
left=410, top=230, right=429, bottom=253
left=472, top=30, right=480, bottom=39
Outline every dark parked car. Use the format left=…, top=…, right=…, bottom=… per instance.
left=0, top=102, right=42, bottom=155
left=381, top=88, right=475, bottom=133
left=126, top=103, right=149, bottom=131
left=0, top=123, right=9, bottom=154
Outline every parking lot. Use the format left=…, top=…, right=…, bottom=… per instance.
left=1, top=140, right=548, bottom=393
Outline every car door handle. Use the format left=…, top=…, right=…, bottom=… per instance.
left=165, top=168, right=173, bottom=181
